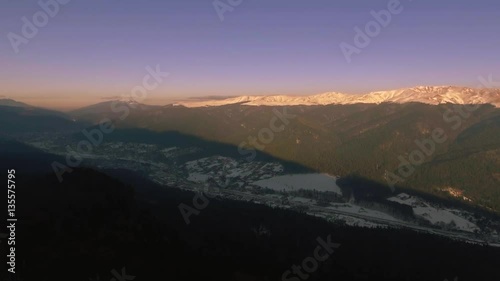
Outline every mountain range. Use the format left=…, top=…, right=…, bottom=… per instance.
left=59, top=96, right=500, bottom=213
left=1, top=87, right=499, bottom=212
left=175, top=86, right=500, bottom=108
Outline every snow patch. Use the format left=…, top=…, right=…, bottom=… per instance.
left=388, top=193, right=479, bottom=233
left=252, top=174, right=342, bottom=195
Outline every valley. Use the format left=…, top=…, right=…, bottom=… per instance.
left=24, top=132, right=500, bottom=247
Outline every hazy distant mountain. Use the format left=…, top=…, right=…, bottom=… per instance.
left=0, top=98, right=31, bottom=107
left=187, top=95, right=238, bottom=100
left=177, top=86, right=500, bottom=108
left=0, top=98, right=71, bottom=118
left=0, top=104, right=86, bottom=134
left=70, top=100, right=161, bottom=122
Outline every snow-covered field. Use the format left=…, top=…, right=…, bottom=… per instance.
left=187, top=172, right=210, bottom=182
left=252, top=174, right=342, bottom=195
left=327, top=203, right=401, bottom=222
left=325, top=213, right=387, bottom=229
left=388, top=193, right=479, bottom=233
left=183, top=157, right=489, bottom=239
left=185, top=156, right=284, bottom=185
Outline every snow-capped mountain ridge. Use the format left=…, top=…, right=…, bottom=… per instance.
left=179, top=86, right=500, bottom=108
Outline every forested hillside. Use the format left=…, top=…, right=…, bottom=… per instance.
left=72, top=102, right=500, bottom=211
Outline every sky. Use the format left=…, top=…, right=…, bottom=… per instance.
left=1, top=0, right=499, bottom=109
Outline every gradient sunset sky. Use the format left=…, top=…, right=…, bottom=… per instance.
left=1, top=0, right=499, bottom=109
